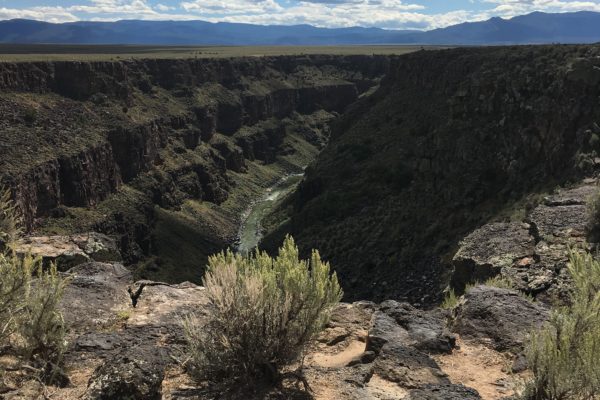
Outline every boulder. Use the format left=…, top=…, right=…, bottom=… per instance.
left=72, top=233, right=121, bottom=263
left=85, top=347, right=166, bottom=400
left=379, top=300, right=456, bottom=353
left=367, top=308, right=452, bottom=389
left=529, top=203, right=588, bottom=240
left=366, top=311, right=410, bottom=354
left=15, top=232, right=121, bottom=270
left=452, top=222, right=535, bottom=289
left=373, top=343, right=450, bottom=389
left=451, top=285, right=550, bottom=351
left=408, top=384, right=481, bottom=400
left=61, top=262, right=131, bottom=330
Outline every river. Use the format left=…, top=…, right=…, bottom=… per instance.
left=236, top=173, right=304, bottom=254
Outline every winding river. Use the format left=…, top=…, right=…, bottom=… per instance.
left=236, top=173, right=304, bottom=254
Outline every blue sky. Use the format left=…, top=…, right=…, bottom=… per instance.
left=1, top=0, right=600, bottom=29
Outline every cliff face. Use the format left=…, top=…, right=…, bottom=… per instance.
left=0, top=55, right=390, bottom=282
left=265, top=45, right=600, bottom=304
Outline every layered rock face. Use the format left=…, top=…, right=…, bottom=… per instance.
left=453, top=180, right=596, bottom=303
left=0, top=55, right=389, bottom=282
left=265, top=45, right=600, bottom=303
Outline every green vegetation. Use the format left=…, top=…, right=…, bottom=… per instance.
left=183, top=236, right=342, bottom=388
left=442, top=275, right=531, bottom=309
left=441, top=288, right=459, bottom=309
left=22, top=107, right=37, bottom=126
left=0, top=189, right=69, bottom=385
left=524, top=250, right=600, bottom=400
left=0, top=189, right=21, bottom=249
left=484, top=275, right=518, bottom=291
left=586, top=188, right=600, bottom=242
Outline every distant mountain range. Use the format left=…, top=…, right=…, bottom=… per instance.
left=1, top=11, right=600, bottom=45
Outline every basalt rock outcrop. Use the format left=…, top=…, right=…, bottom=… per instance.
left=264, top=45, right=600, bottom=303
left=452, top=180, right=597, bottom=303
left=15, top=232, right=121, bottom=270
left=451, top=285, right=550, bottom=352
left=0, top=55, right=389, bottom=283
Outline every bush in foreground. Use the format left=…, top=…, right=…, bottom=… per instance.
left=586, top=188, right=600, bottom=243
left=183, top=236, right=342, bottom=387
left=524, top=250, right=600, bottom=399
left=0, top=189, right=20, bottom=250
left=0, top=189, right=69, bottom=384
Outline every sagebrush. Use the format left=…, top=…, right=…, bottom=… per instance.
left=0, top=188, right=69, bottom=383
left=0, top=189, right=20, bottom=250
left=183, top=236, right=343, bottom=386
left=586, top=189, right=600, bottom=243
left=524, top=250, right=600, bottom=399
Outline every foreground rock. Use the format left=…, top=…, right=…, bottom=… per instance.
left=408, top=384, right=482, bottom=400
left=85, top=348, right=166, bottom=400
left=451, top=285, right=550, bottom=351
left=3, top=258, right=537, bottom=399
left=379, top=300, right=456, bottom=353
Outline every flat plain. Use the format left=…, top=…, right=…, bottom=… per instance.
left=0, top=44, right=447, bottom=62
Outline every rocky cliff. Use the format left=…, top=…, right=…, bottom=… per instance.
left=4, top=46, right=600, bottom=400
left=0, top=55, right=390, bottom=282
left=264, top=45, right=600, bottom=304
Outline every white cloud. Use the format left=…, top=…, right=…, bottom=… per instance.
left=482, top=0, right=600, bottom=17
left=68, top=0, right=159, bottom=18
left=155, top=3, right=175, bottom=11
left=180, top=0, right=283, bottom=15
left=180, top=0, right=442, bottom=29
left=0, top=6, right=78, bottom=23
left=0, top=0, right=599, bottom=29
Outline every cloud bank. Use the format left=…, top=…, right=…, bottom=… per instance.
left=0, top=0, right=599, bottom=29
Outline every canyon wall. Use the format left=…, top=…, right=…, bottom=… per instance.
left=264, top=45, right=600, bottom=304
left=0, top=54, right=390, bottom=281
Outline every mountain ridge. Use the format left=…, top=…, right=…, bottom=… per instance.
left=1, top=11, right=600, bottom=45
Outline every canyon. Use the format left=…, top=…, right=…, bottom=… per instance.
left=264, top=45, right=600, bottom=303
left=0, top=54, right=390, bottom=283
left=2, top=45, right=600, bottom=399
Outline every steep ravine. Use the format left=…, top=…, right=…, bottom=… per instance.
left=0, top=55, right=391, bottom=283
left=236, top=172, right=304, bottom=254
left=4, top=46, right=600, bottom=400
left=263, top=45, right=600, bottom=304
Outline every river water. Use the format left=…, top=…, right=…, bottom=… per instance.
left=236, top=173, right=304, bottom=254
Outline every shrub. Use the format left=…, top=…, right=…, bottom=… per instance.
left=16, top=260, right=69, bottom=372
left=524, top=250, right=600, bottom=400
left=441, top=288, right=459, bottom=309
left=183, top=236, right=342, bottom=387
left=0, top=189, right=21, bottom=250
left=22, top=107, right=37, bottom=125
left=586, top=188, right=600, bottom=242
left=0, top=189, right=69, bottom=383
left=484, top=275, right=516, bottom=290
left=0, top=252, right=29, bottom=344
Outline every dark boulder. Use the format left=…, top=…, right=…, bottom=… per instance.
left=408, top=384, right=481, bottom=399
left=451, top=285, right=550, bottom=351
left=379, top=300, right=456, bottom=353
left=452, top=222, right=535, bottom=290
left=85, top=347, right=166, bottom=400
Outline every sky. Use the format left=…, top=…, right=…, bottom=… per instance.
left=1, top=0, right=600, bottom=30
